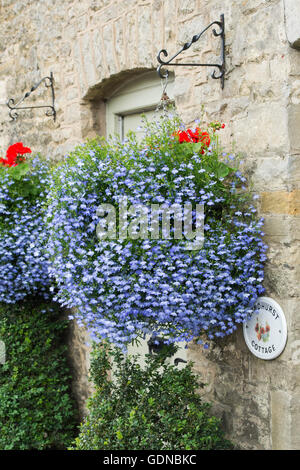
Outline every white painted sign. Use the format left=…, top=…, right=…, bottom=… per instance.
left=243, top=297, right=287, bottom=360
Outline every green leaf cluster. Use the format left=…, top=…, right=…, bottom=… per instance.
left=0, top=298, right=78, bottom=449
left=72, top=343, right=233, bottom=450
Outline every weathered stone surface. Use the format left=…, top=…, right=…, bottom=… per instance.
left=125, top=10, right=137, bottom=70
left=115, top=17, right=126, bottom=71
left=178, top=0, right=196, bottom=16
left=73, top=40, right=87, bottom=96
left=103, top=23, right=118, bottom=76
left=271, top=390, right=292, bottom=449
left=81, top=32, right=97, bottom=87
left=172, top=74, right=192, bottom=102
left=93, top=28, right=104, bottom=80
left=288, top=104, right=300, bottom=152
left=0, top=0, right=299, bottom=450
left=66, top=317, right=93, bottom=420
left=260, top=190, right=300, bottom=216
left=90, top=0, right=111, bottom=12
left=233, top=104, right=289, bottom=155
left=251, top=156, right=289, bottom=192
left=137, top=6, right=152, bottom=66
left=177, top=16, right=207, bottom=52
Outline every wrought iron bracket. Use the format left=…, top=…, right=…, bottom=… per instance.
left=147, top=336, right=165, bottom=355
left=157, top=14, right=225, bottom=89
left=7, top=72, right=56, bottom=121
left=174, top=357, right=188, bottom=366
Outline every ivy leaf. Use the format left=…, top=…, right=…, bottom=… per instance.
left=192, top=142, right=205, bottom=153
left=9, top=163, right=30, bottom=181
left=177, top=142, right=194, bottom=157
left=16, top=181, right=38, bottom=198
left=216, top=162, right=230, bottom=179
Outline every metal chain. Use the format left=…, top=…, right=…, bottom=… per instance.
left=155, top=75, right=171, bottom=117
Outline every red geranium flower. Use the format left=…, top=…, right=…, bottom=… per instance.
left=0, top=142, right=31, bottom=167
left=176, top=127, right=211, bottom=153
left=198, top=131, right=210, bottom=147
left=177, top=130, right=190, bottom=143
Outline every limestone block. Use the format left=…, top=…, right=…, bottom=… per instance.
left=66, top=86, right=79, bottom=101
left=137, top=6, right=152, bottom=67
left=125, top=10, right=137, bottom=70
left=285, top=296, right=300, bottom=338
left=64, top=102, right=81, bottom=124
left=103, top=23, right=117, bottom=76
left=288, top=156, right=300, bottom=190
left=269, top=56, right=289, bottom=84
left=284, top=0, right=300, bottom=49
left=240, top=0, right=273, bottom=16
left=290, top=393, right=300, bottom=448
left=115, top=17, right=126, bottom=70
left=290, top=216, right=300, bottom=241
left=64, top=73, right=77, bottom=88
left=164, top=0, right=179, bottom=42
left=92, top=3, right=123, bottom=24
left=178, top=0, right=196, bottom=16
left=287, top=47, right=300, bottom=77
left=252, top=156, right=289, bottom=192
left=82, top=32, right=97, bottom=87
left=288, top=104, right=300, bottom=152
left=262, top=215, right=291, bottom=243
left=232, top=6, right=285, bottom=65
left=66, top=317, right=93, bottom=419
left=152, top=0, right=163, bottom=54
left=232, top=104, right=289, bottom=155
left=260, top=190, right=300, bottom=216
left=0, top=80, right=8, bottom=104
left=177, top=15, right=208, bottom=53
left=173, top=74, right=192, bottom=101
left=77, top=13, right=89, bottom=32
left=90, top=0, right=111, bottom=12
left=73, top=40, right=87, bottom=97
left=0, top=135, right=9, bottom=150
left=290, top=79, right=300, bottom=105
left=64, top=23, right=78, bottom=42
left=246, top=60, right=270, bottom=84
left=93, top=28, right=104, bottom=80
left=271, top=390, right=292, bottom=450
left=264, top=264, right=299, bottom=298
left=52, top=126, right=73, bottom=144
left=193, top=80, right=223, bottom=105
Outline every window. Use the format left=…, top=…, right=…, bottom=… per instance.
left=106, top=71, right=174, bottom=140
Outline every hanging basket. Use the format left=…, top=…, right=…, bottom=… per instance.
left=46, top=115, right=267, bottom=348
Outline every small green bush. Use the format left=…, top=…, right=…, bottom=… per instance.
left=72, top=342, right=233, bottom=450
left=0, top=297, right=78, bottom=450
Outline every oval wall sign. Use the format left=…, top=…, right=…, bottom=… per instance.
left=243, top=297, right=287, bottom=360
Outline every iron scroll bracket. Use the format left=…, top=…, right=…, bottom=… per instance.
left=7, top=72, right=56, bottom=121
left=157, top=14, right=225, bottom=89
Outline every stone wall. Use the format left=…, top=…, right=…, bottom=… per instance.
left=0, top=0, right=299, bottom=449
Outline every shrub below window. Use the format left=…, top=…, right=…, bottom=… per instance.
left=0, top=297, right=78, bottom=450
left=72, top=342, right=233, bottom=450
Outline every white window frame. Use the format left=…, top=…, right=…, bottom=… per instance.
left=106, top=71, right=174, bottom=139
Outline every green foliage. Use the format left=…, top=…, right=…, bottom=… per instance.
left=0, top=298, right=78, bottom=449
left=0, top=154, right=50, bottom=201
left=72, top=343, right=233, bottom=450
